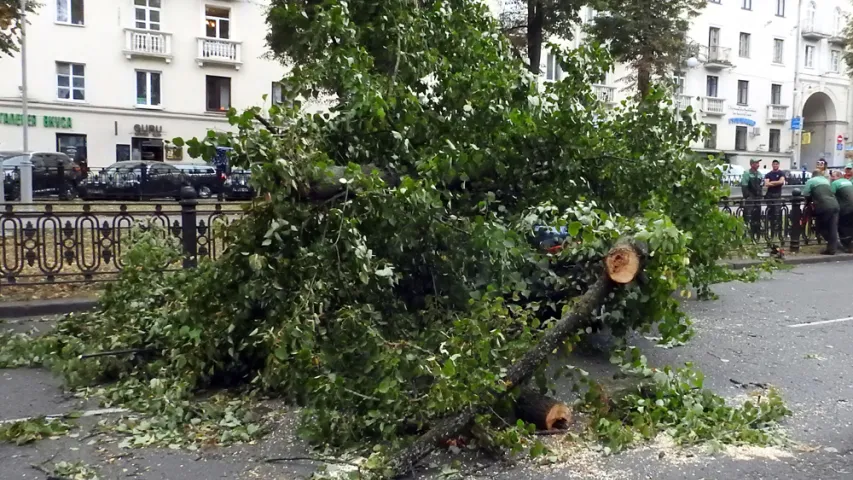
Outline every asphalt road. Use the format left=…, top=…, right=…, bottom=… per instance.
left=3, top=263, right=853, bottom=479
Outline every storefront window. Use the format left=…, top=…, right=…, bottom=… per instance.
left=131, top=137, right=164, bottom=161
left=56, top=133, right=87, bottom=168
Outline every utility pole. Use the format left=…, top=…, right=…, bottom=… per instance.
left=792, top=0, right=804, bottom=171
left=19, top=0, right=33, bottom=203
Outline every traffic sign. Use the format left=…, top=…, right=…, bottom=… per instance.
left=791, top=117, right=802, bottom=130
left=838, top=143, right=844, bottom=151
left=838, top=134, right=844, bottom=144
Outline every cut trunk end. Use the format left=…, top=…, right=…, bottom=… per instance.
left=515, top=390, right=572, bottom=431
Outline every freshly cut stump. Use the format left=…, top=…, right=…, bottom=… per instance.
left=605, top=242, right=642, bottom=284
left=515, top=391, right=572, bottom=431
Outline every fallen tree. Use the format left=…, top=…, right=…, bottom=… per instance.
left=1, top=0, right=792, bottom=475
left=388, top=240, right=644, bottom=477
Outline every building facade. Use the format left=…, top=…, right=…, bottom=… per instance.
left=0, top=0, right=287, bottom=168
left=493, top=0, right=853, bottom=170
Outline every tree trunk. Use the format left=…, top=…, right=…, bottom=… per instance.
left=637, top=62, right=651, bottom=100
left=385, top=239, right=646, bottom=478
left=526, top=0, right=544, bottom=75
left=515, top=390, right=571, bottom=431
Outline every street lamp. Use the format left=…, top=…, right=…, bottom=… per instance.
left=685, top=56, right=701, bottom=69
left=19, top=0, right=33, bottom=204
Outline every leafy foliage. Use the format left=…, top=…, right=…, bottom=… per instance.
left=586, top=0, right=706, bottom=96
left=582, top=349, right=790, bottom=453
left=0, top=0, right=39, bottom=57
left=0, top=0, right=771, bottom=470
left=0, top=417, right=73, bottom=445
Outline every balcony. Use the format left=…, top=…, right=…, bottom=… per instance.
left=197, top=38, right=243, bottom=69
left=593, top=85, right=616, bottom=105
left=123, top=28, right=172, bottom=62
left=704, top=46, right=733, bottom=69
left=700, top=96, right=725, bottom=115
left=766, top=104, right=789, bottom=123
left=801, top=21, right=831, bottom=40
left=675, top=94, right=693, bottom=111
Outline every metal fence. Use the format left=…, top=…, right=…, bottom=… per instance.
left=720, top=192, right=821, bottom=250
left=0, top=190, right=249, bottom=286
left=0, top=190, right=828, bottom=288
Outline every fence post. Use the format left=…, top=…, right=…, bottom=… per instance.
left=180, top=185, right=198, bottom=269
left=789, top=189, right=803, bottom=253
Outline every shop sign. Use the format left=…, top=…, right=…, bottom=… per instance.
left=0, top=112, right=72, bottom=129
left=133, top=124, right=163, bottom=137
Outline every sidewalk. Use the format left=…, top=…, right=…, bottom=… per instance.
left=725, top=252, right=853, bottom=269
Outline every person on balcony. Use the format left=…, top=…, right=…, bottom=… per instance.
left=803, top=171, right=840, bottom=255
left=741, top=159, right=763, bottom=240
left=831, top=169, right=853, bottom=253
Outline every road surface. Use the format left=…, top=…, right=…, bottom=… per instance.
left=2, top=263, right=853, bottom=479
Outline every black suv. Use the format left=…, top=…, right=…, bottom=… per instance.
left=1, top=151, right=84, bottom=200
left=172, top=163, right=223, bottom=199
left=79, top=161, right=187, bottom=200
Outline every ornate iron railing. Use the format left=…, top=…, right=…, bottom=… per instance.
left=719, top=192, right=820, bottom=250
left=0, top=197, right=249, bottom=286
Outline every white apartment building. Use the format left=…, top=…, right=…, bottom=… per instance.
left=0, top=0, right=287, bottom=167
left=496, top=0, right=853, bottom=170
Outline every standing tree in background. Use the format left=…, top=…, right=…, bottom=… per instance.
left=0, top=0, right=38, bottom=57
left=843, top=11, right=853, bottom=77
left=496, top=0, right=585, bottom=74
left=585, top=0, right=705, bottom=98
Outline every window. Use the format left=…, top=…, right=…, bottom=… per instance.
left=737, top=80, right=749, bottom=105
left=805, top=45, right=815, bottom=68
left=735, top=126, right=748, bottom=151
left=206, top=75, right=231, bottom=111
left=706, top=75, right=719, bottom=97
left=56, top=62, right=85, bottom=101
left=739, top=33, right=751, bottom=58
left=835, top=7, right=844, bottom=36
left=769, top=129, right=781, bottom=152
left=136, top=71, right=161, bottom=107
left=545, top=52, right=562, bottom=81
left=674, top=76, right=685, bottom=95
left=708, top=27, right=720, bottom=48
left=134, top=0, right=161, bottom=31
left=742, top=0, right=751, bottom=10
left=831, top=50, right=841, bottom=73
left=205, top=6, right=230, bottom=39
left=704, top=124, right=717, bottom=149
left=771, top=84, right=782, bottom=105
left=56, top=134, right=87, bottom=163
left=773, top=39, right=784, bottom=64
left=807, top=1, right=816, bottom=29
left=776, top=0, right=785, bottom=17
left=56, top=0, right=84, bottom=25
left=271, top=82, right=283, bottom=105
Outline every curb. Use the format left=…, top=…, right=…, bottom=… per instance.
left=0, top=297, right=98, bottom=319
left=726, top=253, right=853, bottom=270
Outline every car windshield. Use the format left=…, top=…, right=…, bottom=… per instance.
left=2, top=155, right=31, bottom=166
left=103, top=163, right=143, bottom=173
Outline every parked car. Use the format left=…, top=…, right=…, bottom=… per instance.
left=719, top=164, right=745, bottom=185
left=223, top=168, right=254, bottom=200
left=79, top=161, right=187, bottom=200
left=172, top=163, right=223, bottom=199
left=1, top=151, right=84, bottom=200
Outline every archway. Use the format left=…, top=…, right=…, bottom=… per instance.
left=802, top=92, right=838, bottom=168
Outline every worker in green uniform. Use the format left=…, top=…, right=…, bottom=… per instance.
left=741, top=159, right=763, bottom=239
left=803, top=171, right=840, bottom=254
left=831, top=168, right=853, bottom=252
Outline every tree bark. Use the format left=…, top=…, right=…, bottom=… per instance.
left=385, top=239, right=646, bottom=478
left=515, top=390, right=571, bottom=431
left=526, top=0, right=544, bottom=75
left=637, top=62, right=651, bottom=100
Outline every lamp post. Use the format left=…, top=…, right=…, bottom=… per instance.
left=18, top=0, right=33, bottom=204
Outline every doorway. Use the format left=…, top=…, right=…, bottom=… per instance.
left=131, top=137, right=164, bottom=161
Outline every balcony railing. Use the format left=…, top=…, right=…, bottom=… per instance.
left=675, top=94, right=693, bottom=110
left=701, top=96, right=725, bottom=115
left=705, top=46, right=733, bottom=68
left=766, top=104, right=788, bottom=123
left=124, top=28, right=172, bottom=62
left=802, top=20, right=831, bottom=39
left=593, top=85, right=616, bottom=104
left=197, top=38, right=243, bottom=69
